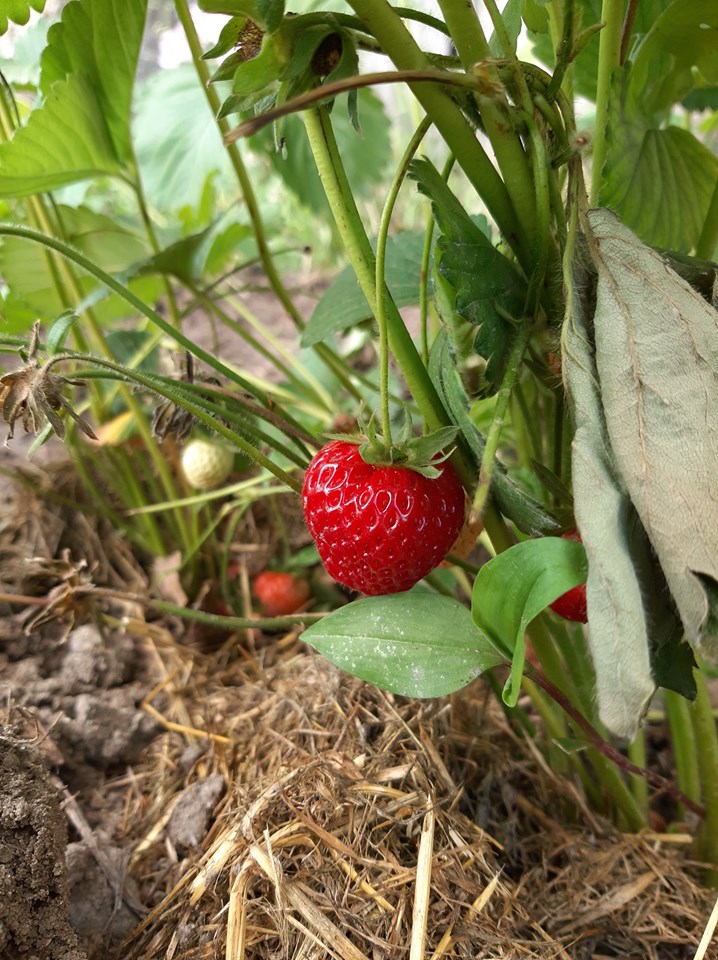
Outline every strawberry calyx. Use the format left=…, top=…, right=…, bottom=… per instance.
left=323, top=413, right=459, bottom=479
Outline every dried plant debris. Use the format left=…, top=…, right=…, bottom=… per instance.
left=0, top=321, right=96, bottom=443
left=119, top=639, right=713, bottom=960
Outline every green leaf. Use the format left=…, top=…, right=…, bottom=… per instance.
left=601, top=71, right=718, bottom=253
left=0, top=0, right=45, bottom=35
left=522, top=0, right=548, bottom=34
left=133, top=65, right=233, bottom=214
left=0, top=74, right=120, bottom=196
left=40, top=0, right=147, bottom=162
left=199, top=0, right=260, bottom=19
left=428, top=329, right=483, bottom=465
left=302, top=590, right=503, bottom=698
left=0, top=0, right=146, bottom=195
left=471, top=537, right=587, bottom=706
left=629, top=0, right=718, bottom=113
left=138, top=222, right=219, bottom=285
left=489, top=0, right=523, bottom=56
left=528, top=0, right=675, bottom=102
left=256, top=0, right=283, bottom=33
left=46, top=310, right=79, bottom=355
left=302, top=230, right=425, bottom=347
left=410, top=158, right=526, bottom=391
left=586, top=209, right=718, bottom=661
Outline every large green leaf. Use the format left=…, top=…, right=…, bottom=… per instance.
left=472, top=537, right=587, bottom=707
left=0, top=74, right=119, bottom=196
left=410, top=158, right=526, bottom=391
left=132, top=65, right=233, bottom=214
left=601, top=71, right=718, bottom=253
left=586, top=209, right=718, bottom=662
left=629, top=0, right=718, bottom=114
left=0, top=0, right=147, bottom=196
left=301, top=230, right=425, bottom=347
left=0, top=0, right=45, bottom=35
left=302, top=590, right=503, bottom=698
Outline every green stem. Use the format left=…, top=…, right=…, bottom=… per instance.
left=375, top=115, right=432, bottom=446
left=345, top=0, right=528, bottom=264
left=436, top=0, right=536, bottom=241
left=627, top=730, right=649, bottom=819
left=301, top=108, right=475, bottom=486
left=664, top=689, right=701, bottom=820
left=696, top=175, right=718, bottom=261
left=473, top=324, right=530, bottom=517
left=174, top=0, right=305, bottom=332
left=590, top=0, right=624, bottom=205
left=46, top=354, right=303, bottom=494
left=692, top=670, right=718, bottom=883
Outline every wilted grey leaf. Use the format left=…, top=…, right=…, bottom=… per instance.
left=586, top=209, right=718, bottom=659
left=563, top=256, right=655, bottom=738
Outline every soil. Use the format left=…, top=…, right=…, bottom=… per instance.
left=1, top=293, right=716, bottom=958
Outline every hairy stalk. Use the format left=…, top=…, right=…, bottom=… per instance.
left=375, top=115, right=432, bottom=446
left=174, top=0, right=362, bottom=403
left=46, top=354, right=303, bottom=494
left=436, top=0, right=535, bottom=238
left=692, top=671, right=718, bottom=883
left=664, top=689, right=701, bottom=820
left=473, top=323, right=531, bottom=517
left=301, top=107, right=475, bottom=485
left=590, top=0, right=624, bottom=205
left=345, top=0, right=528, bottom=265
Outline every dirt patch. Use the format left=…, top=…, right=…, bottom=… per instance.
left=0, top=732, right=86, bottom=960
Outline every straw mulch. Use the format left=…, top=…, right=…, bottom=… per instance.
left=118, top=620, right=715, bottom=960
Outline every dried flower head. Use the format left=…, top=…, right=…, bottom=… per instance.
left=0, top=321, right=97, bottom=445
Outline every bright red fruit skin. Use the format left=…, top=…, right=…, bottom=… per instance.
left=302, top=441, right=465, bottom=595
left=549, top=529, right=588, bottom=623
left=253, top=571, right=311, bottom=616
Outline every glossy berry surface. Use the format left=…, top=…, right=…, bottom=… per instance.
left=302, top=441, right=465, bottom=595
left=549, top=529, right=588, bottom=623
left=253, top=571, right=311, bottom=617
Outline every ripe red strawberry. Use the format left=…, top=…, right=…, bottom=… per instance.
left=253, top=571, right=311, bottom=617
left=302, top=440, right=465, bottom=595
left=549, top=529, right=588, bottom=623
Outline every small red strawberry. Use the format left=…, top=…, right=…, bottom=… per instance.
left=549, top=528, right=588, bottom=623
left=253, top=571, right=311, bottom=616
left=302, top=439, right=465, bottom=595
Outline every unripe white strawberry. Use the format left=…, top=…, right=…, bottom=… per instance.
left=181, top=439, right=234, bottom=490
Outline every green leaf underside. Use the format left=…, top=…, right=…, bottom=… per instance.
left=564, top=245, right=658, bottom=737
left=586, top=210, right=718, bottom=661
left=302, top=590, right=503, bottom=699
left=602, top=75, right=718, bottom=252
left=0, top=0, right=147, bottom=196
left=0, top=0, right=46, bottom=35
left=302, top=229, right=423, bottom=347
left=133, top=65, right=233, bottom=213
left=471, top=537, right=587, bottom=707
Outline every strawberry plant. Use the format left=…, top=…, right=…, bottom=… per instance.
left=1, top=0, right=718, bottom=881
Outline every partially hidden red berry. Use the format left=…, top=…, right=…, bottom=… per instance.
left=302, top=441, right=465, bottom=595
left=549, top=528, right=588, bottom=623
left=253, top=571, right=311, bottom=617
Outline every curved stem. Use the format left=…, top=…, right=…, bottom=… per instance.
left=46, top=354, right=303, bottom=494
left=345, top=0, right=528, bottom=265
left=375, top=115, right=432, bottom=445
left=301, top=108, right=476, bottom=487
left=664, top=689, right=701, bottom=820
